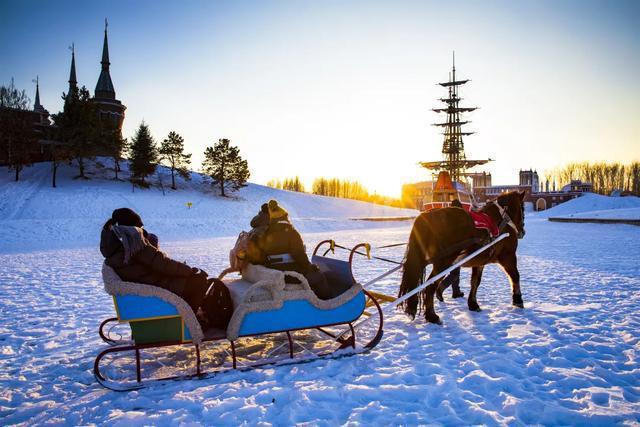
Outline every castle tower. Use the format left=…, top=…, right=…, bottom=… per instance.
left=92, top=19, right=126, bottom=130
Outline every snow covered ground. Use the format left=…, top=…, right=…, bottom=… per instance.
left=1, top=172, right=640, bottom=424
left=537, top=193, right=640, bottom=220
left=0, top=160, right=417, bottom=253
left=0, top=183, right=640, bottom=426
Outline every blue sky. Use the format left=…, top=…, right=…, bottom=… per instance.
left=2, top=0, right=638, bottom=196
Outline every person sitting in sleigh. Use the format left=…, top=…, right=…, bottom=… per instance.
left=100, top=208, right=232, bottom=329
left=222, top=200, right=349, bottom=300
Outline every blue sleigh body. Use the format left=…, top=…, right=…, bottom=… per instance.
left=107, top=255, right=366, bottom=344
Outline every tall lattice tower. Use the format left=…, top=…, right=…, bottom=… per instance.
left=420, top=53, right=490, bottom=183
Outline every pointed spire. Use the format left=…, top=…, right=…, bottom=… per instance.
left=95, top=18, right=116, bottom=99
left=101, top=18, right=110, bottom=68
left=69, top=43, right=77, bottom=90
left=33, top=76, right=44, bottom=112
left=34, top=76, right=41, bottom=107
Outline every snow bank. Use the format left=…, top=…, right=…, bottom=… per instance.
left=0, top=159, right=417, bottom=253
left=535, top=192, right=640, bottom=219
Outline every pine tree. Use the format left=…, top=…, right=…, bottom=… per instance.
left=159, top=131, right=191, bottom=190
left=97, top=118, right=128, bottom=180
left=202, top=138, right=250, bottom=197
left=54, top=85, right=99, bottom=179
left=129, top=121, right=158, bottom=187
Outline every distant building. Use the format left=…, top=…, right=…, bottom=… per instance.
left=0, top=77, right=53, bottom=166
left=561, top=180, right=593, bottom=193
left=519, top=169, right=539, bottom=191
left=0, top=21, right=126, bottom=166
left=468, top=171, right=492, bottom=188
left=473, top=169, right=592, bottom=211
left=401, top=180, right=434, bottom=209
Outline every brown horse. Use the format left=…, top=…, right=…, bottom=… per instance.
left=398, top=191, right=526, bottom=324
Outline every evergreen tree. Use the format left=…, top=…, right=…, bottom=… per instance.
left=159, top=131, right=191, bottom=190
left=99, top=119, right=128, bottom=180
left=129, top=121, right=158, bottom=187
left=54, top=86, right=99, bottom=179
left=202, top=138, right=250, bottom=197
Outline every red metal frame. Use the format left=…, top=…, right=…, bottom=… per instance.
left=99, top=317, right=124, bottom=345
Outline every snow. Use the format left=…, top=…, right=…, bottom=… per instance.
left=0, top=160, right=417, bottom=253
left=1, top=162, right=640, bottom=424
left=535, top=192, right=640, bottom=220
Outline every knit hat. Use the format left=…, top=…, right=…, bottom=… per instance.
left=112, top=208, right=144, bottom=228
left=267, top=200, right=288, bottom=222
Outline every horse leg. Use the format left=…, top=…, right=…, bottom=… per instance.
left=436, top=267, right=463, bottom=302
left=468, top=265, right=484, bottom=312
left=500, top=255, right=524, bottom=308
left=424, top=266, right=446, bottom=325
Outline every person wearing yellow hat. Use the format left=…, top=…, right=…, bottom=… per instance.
left=246, top=200, right=335, bottom=299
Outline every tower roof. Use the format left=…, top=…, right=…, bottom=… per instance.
left=33, top=76, right=47, bottom=113
left=95, top=19, right=116, bottom=100
left=69, top=44, right=77, bottom=90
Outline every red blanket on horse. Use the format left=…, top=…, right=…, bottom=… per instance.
left=469, top=211, right=499, bottom=237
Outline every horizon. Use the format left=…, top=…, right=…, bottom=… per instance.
left=1, top=0, right=638, bottom=197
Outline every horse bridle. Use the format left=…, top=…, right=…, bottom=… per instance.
left=492, top=201, right=525, bottom=239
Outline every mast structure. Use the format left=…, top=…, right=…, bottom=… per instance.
left=419, top=53, right=490, bottom=183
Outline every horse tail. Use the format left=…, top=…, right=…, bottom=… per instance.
left=398, top=216, right=429, bottom=319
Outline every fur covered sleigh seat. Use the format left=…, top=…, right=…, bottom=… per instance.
left=102, top=263, right=205, bottom=344
left=225, top=264, right=364, bottom=340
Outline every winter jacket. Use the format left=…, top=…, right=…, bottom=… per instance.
left=246, top=221, right=313, bottom=274
left=100, top=226, right=197, bottom=296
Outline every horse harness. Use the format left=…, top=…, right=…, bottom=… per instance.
left=491, top=201, right=525, bottom=239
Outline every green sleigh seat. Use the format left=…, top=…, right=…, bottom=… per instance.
left=101, top=264, right=204, bottom=345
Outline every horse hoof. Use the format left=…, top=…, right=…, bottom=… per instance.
left=436, top=289, right=444, bottom=302
left=468, top=303, right=481, bottom=312
left=512, top=294, right=524, bottom=307
left=452, top=291, right=465, bottom=299
left=426, top=315, right=442, bottom=325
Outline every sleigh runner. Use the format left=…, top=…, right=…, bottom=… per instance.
left=94, top=241, right=384, bottom=391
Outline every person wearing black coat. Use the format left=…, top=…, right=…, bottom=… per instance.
left=100, top=208, right=209, bottom=312
left=247, top=200, right=346, bottom=300
left=247, top=201, right=312, bottom=274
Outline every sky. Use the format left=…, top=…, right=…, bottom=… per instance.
left=1, top=0, right=639, bottom=197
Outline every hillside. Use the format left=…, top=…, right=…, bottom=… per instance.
left=0, top=159, right=417, bottom=253
left=534, top=192, right=640, bottom=219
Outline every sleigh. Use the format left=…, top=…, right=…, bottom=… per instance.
left=94, top=241, right=384, bottom=391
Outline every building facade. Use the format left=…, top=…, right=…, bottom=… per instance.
left=0, top=22, right=126, bottom=166
left=401, top=180, right=435, bottom=209
left=473, top=169, right=593, bottom=211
